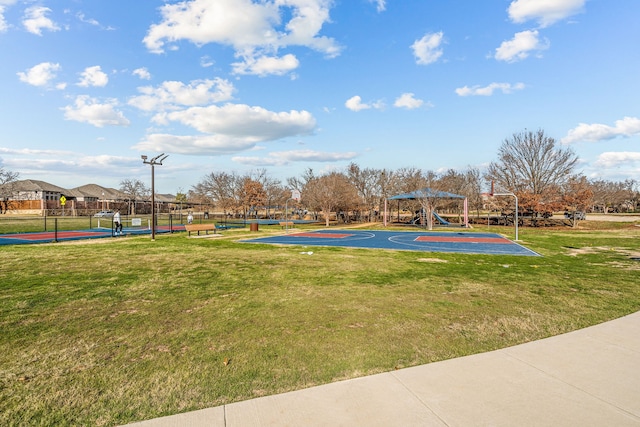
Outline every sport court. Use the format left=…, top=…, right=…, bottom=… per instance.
left=243, top=229, right=540, bottom=256
left=0, top=225, right=184, bottom=245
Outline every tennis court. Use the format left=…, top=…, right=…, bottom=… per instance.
left=242, top=229, right=540, bottom=256
left=0, top=225, right=185, bottom=245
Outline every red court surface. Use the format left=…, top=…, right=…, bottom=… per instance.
left=0, top=231, right=106, bottom=241
left=242, top=229, right=540, bottom=256
left=0, top=225, right=186, bottom=245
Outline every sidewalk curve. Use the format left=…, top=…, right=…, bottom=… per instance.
left=123, top=311, right=640, bottom=426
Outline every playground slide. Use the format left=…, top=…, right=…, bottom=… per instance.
left=433, top=211, right=450, bottom=225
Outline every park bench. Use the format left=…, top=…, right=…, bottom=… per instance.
left=184, top=223, right=218, bottom=236
left=279, top=221, right=294, bottom=229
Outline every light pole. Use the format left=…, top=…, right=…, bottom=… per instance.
left=493, top=192, right=519, bottom=241
left=142, top=153, right=168, bottom=240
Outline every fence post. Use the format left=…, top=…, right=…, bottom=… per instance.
left=54, top=218, right=58, bottom=243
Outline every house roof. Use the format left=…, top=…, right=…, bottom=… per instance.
left=70, top=184, right=127, bottom=200
left=3, top=179, right=176, bottom=202
left=7, top=179, right=70, bottom=194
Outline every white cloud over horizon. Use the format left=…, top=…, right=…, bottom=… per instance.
left=593, top=151, right=640, bottom=169
left=233, top=149, right=358, bottom=166
left=562, top=117, right=640, bottom=144
left=134, top=103, right=317, bottom=156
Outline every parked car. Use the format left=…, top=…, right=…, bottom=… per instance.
left=94, top=210, right=114, bottom=218
left=564, top=211, right=586, bottom=220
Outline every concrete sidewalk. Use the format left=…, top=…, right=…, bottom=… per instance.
left=124, top=311, right=640, bottom=426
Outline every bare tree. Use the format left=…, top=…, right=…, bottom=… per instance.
left=303, top=172, right=358, bottom=226
left=347, top=162, right=380, bottom=222
left=0, top=167, right=19, bottom=214
left=119, top=179, right=149, bottom=215
left=590, top=179, right=636, bottom=213
left=486, top=129, right=578, bottom=215
left=250, top=169, right=286, bottom=219
left=192, top=171, right=244, bottom=217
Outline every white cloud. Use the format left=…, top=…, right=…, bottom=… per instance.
left=76, top=12, right=99, bottom=27
left=345, top=96, right=369, bottom=112
left=159, top=103, right=316, bottom=137
left=508, top=0, right=586, bottom=28
left=143, top=0, right=340, bottom=76
left=63, top=95, right=130, bottom=127
left=135, top=103, right=316, bottom=155
left=345, top=95, right=384, bottom=112
left=77, top=66, right=109, bottom=87
left=200, top=55, right=215, bottom=68
left=561, top=117, right=640, bottom=144
left=411, top=31, right=444, bottom=65
left=234, top=149, right=358, bottom=166
left=232, top=53, right=300, bottom=76
left=23, top=6, right=60, bottom=36
left=129, top=78, right=235, bottom=112
left=17, top=62, right=61, bottom=87
left=494, top=30, right=549, bottom=62
left=455, top=82, right=525, bottom=96
left=0, top=5, right=11, bottom=32
left=370, top=0, right=386, bottom=13
left=394, top=93, right=424, bottom=110
left=594, top=152, right=640, bottom=169
left=134, top=134, right=257, bottom=155
left=132, top=67, right=151, bottom=80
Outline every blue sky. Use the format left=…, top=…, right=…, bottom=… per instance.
left=1, top=0, right=639, bottom=193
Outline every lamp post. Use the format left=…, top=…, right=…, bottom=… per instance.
left=493, top=192, right=519, bottom=241
left=142, top=153, right=168, bottom=240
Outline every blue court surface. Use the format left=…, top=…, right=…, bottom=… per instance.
left=242, top=229, right=540, bottom=256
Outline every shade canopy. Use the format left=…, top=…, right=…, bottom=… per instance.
left=388, top=188, right=465, bottom=200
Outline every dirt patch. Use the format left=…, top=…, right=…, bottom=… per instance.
left=416, top=258, right=448, bottom=263
left=586, top=214, right=640, bottom=222
left=565, top=247, right=640, bottom=270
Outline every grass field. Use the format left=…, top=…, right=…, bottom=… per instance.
left=1, top=222, right=640, bottom=426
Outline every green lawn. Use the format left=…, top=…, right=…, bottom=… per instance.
left=1, top=223, right=639, bottom=426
